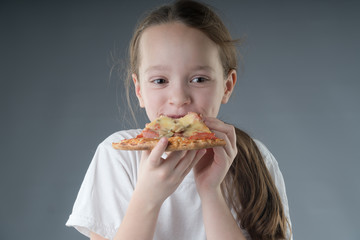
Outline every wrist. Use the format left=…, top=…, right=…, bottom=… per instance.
left=198, top=185, right=223, bottom=202
left=132, top=188, right=164, bottom=212
left=115, top=187, right=163, bottom=240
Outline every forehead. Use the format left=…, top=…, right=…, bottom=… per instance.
left=138, top=22, right=222, bottom=72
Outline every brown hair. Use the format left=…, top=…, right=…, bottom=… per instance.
left=223, top=127, right=290, bottom=239
left=124, top=0, right=290, bottom=239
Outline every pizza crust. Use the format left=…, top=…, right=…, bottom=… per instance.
left=112, top=137, right=226, bottom=151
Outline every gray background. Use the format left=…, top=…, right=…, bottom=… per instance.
left=1, top=0, right=359, bottom=239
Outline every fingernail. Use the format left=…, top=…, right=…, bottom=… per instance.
left=198, top=149, right=206, bottom=155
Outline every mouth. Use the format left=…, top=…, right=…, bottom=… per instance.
left=161, top=112, right=191, bottom=119
left=161, top=111, right=202, bottom=119
left=167, top=115, right=186, bottom=119
left=162, top=115, right=185, bottom=119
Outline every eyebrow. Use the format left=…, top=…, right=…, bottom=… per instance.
left=144, top=65, right=170, bottom=74
left=191, top=65, right=215, bottom=73
left=144, top=65, right=215, bottom=74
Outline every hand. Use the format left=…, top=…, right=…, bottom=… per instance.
left=193, top=117, right=237, bottom=197
left=135, top=137, right=206, bottom=207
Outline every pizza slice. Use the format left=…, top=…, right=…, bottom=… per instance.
left=112, top=112, right=226, bottom=151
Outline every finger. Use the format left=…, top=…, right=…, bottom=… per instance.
left=212, top=130, right=232, bottom=155
left=174, top=149, right=197, bottom=170
left=148, top=137, right=168, bottom=167
left=203, top=117, right=233, bottom=134
left=189, top=149, right=207, bottom=171
left=163, top=149, right=188, bottom=169
left=178, top=149, right=207, bottom=178
left=211, top=127, right=238, bottom=164
left=204, top=117, right=236, bottom=148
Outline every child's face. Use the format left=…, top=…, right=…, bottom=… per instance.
left=133, top=22, right=236, bottom=121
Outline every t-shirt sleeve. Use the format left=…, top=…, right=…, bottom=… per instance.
left=66, top=132, right=140, bottom=239
left=254, top=140, right=293, bottom=240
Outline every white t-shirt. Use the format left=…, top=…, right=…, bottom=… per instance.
left=66, top=129, right=292, bottom=239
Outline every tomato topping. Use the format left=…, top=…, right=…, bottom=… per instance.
left=140, top=129, right=159, bottom=138
left=189, top=132, right=217, bottom=140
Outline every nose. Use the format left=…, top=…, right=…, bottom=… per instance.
left=169, top=83, right=191, bottom=106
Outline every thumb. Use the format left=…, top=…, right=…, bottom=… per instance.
left=148, top=137, right=168, bottom=167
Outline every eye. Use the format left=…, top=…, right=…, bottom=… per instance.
left=151, top=78, right=167, bottom=84
left=191, top=77, right=208, bottom=83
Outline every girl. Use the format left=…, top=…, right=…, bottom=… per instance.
left=66, top=1, right=292, bottom=239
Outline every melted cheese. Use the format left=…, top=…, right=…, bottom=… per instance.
left=146, top=113, right=211, bottom=138
left=178, top=113, right=210, bottom=137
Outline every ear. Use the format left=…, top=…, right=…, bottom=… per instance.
left=132, top=73, right=145, bottom=108
left=222, top=69, right=237, bottom=104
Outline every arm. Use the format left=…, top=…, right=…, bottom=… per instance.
left=113, top=190, right=161, bottom=240
left=88, top=189, right=161, bottom=240
left=200, top=188, right=246, bottom=240
left=194, top=118, right=245, bottom=240
left=114, top=138, right=206, bottom=240
left=90, top=232, right=108, bottom=240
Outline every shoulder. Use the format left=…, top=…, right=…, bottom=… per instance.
left=100, top=129, right=142, bottom=147
left=92, top=129, right=142, bottom=172
left=252, top=139, right=285, bottom=192
left=253, top=139, right=289, bottom=204
left=253, top=139, right=293, bottom=239
left=253, top=139, right=279, bottom=170
left=96, top=129, right=142, bottom=154
left=66, top=129, right=143, bottom=239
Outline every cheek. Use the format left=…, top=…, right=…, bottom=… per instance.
left=142, top=89, right=167, bottom=114
left=142, top=89, right=164, bottom=103
left=195, top=89, right=222, bottom=109
left=203, top=83, right=225, bottom=102
left=204, top=84, right=225, bottom=113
